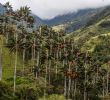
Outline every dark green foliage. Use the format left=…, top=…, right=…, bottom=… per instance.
left=86, top=6, right=110, bottom=27
left=99, top=21, right=110, bottom=28
left=0, top=81, right=16, bottom=100
left=16, top=85, right=40, bottom=100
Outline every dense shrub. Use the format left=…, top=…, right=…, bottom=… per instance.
left=0, top=81, right=16, bottom=100
left=99, top=21, right=110, bottom=28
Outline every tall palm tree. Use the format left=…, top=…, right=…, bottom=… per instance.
left=4, top=2, right=13, bottom=15
left=4, top=2, right=13, bottom=44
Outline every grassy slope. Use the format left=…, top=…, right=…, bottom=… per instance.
left=81, top=32, right=110, bottom=52
left=0, top=35, right=23, bottom=81
left=67, top=15, right=110, bottom=52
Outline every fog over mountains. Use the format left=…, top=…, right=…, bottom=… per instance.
left=1, top=0, right=110, bottom=19
left=0, top=2, right=109, bottom=32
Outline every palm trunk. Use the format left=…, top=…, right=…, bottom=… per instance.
left=22, top=48, right=25, bottom=75
left=56, top=49, right=58, bottom=75
left=31, top=44, right=34, bottom=77
left=106, top=67, right=109, bottom=95
left=31, top=46, right=34, bottom=64
left=59, top=49, right=62, bottom=59
left=44, top=71, right=47, bottom=100
left=63, top=52, right=66, bottom=97
left=14, top=33, right=18, bottom=95
left=71, top=79, right=75, bottom=99
left=48, top=59, right=51, bottom=85
left=84, top=63, right=87, bottom=100
left=103, top=76, right=105, bottom=98
left=44, top=50, right=49, bottom=99
left=6, top=27, right=9, bottom=44
left=0, top=37, right=3, bottom=81
left=36, top=51, right=39, bottom=79
left=63, top=38, right=66, bottom=52
left=56, top=32, right=59, bottom=75
left=49, top=43, right=53, bottom=81
left=22, top=35, right=27, bottom=75
left=31, top=40, right=36, bottom=77
left=33, top=38, right=36, bottom=62
left=39, top=26, right=42, bottom=36
left=68, top=62, right=71, bottom=99
left=74, top=65, right=78, bottom=98
left=64, top=75, right=67, bottom=98
left=33, top=38, right=37, bottom=78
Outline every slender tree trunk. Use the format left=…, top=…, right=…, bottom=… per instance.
left=44, top=68, right=47, bottom=100
left=22, top=35, right=26, bottom=75
left=63, top=37, right=66, bottom=52
left=68, top=62, right=71, bottom=99
left=74, top=66, right=78, bottom=98
left=39, top=26, right=42, bottom=36
left=36, top=51, right=39, bottom=79
left=33, top=38, right=36, bottom=62
left=22, top=48, right=25, bottom=75
left=56, top=32, right=59, bottom=75
left=64, top=76, right=67, bottom=98
left=48, top=59, right=51, bottom=85
left=31, top=39, right=36, bottom=77
left=6, top=27, right=9, bottom=44
left=31, top=46, right=34, bottom=64
left=59, top=49, right=61, bottom=59
left=14, top=33, right=18, bottom=95
left=103, top=76, right=105, bottom=98
left=106, top=67, right=109, bottom=95
left=56, top=48, right=58, bottom=75
left=84, top=65, right=87, bottom=100
left=0, top=37, right=3, bottom=81
left=71, top=79, right=75, bottom=99
left=44, top=50, right=49, bottom=99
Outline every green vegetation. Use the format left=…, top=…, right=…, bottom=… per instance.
left=0, top=2, right=110, bottom=100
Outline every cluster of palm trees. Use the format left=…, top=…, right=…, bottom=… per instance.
left=0, top=2, right=110, bottom=100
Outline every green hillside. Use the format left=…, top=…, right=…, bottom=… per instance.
left=0, top=2, right=110, bottom=100
left=68, top=9, right=110, bottom=51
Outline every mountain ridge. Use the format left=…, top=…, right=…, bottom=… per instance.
left=35, top=7, right=105, bottom=32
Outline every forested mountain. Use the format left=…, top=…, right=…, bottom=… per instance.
left=43, top=9, right=99, bottom=25
left=32, top=14, right=44, bottom=26
left=42, top=8, right=104, bottom=32
left=0, top=2, right=110, bottom=100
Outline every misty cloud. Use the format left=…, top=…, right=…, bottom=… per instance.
left=1, top=0, right=110, bottom=19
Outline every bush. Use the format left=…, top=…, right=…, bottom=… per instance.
left=16, top=85, right=39, bottom=100
left=0, top=81, right=16, bottom=100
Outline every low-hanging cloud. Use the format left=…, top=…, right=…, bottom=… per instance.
left=1, top=0, right=110, bottom=19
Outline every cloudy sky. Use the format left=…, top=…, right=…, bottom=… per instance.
left=1, top=0, right=110, bottom=19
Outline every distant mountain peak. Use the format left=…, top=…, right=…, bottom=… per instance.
left=0, top=3, right=5, bottom=15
